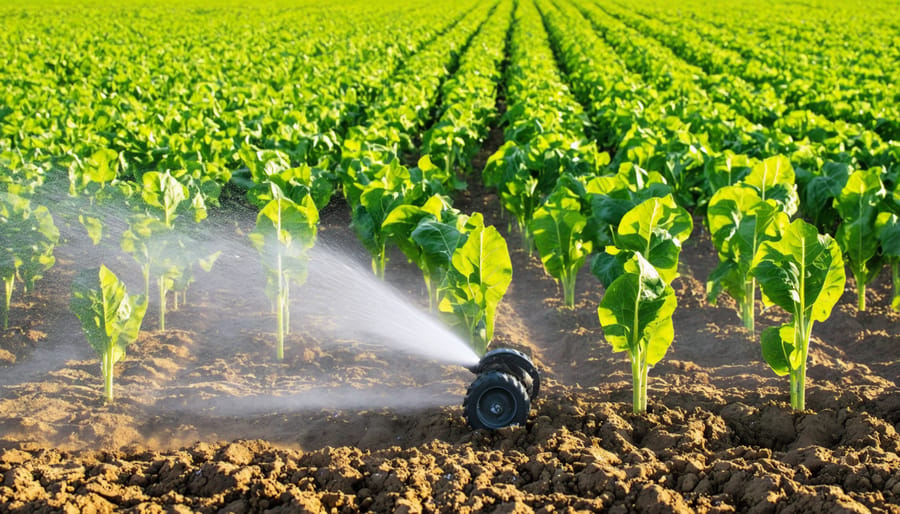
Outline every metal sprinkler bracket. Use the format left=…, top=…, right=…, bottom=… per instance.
left=463, top=348, right=540, bottom=430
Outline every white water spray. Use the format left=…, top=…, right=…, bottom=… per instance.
left=1, top=188, right=481, bottom=419
left=297, top=241, right=480, bottom=368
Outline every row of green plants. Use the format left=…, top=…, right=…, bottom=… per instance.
left=484, top=0, right=605, bottom=309
left=335, top=1, right=516, bottom=356
left=592, top=0, right=899, bottom=172
left=506, top=0, right=891, bottom=414
left=620, top=0, right=900, bottom=139
left=549, top=0, right=900, bottom=313
left=1, top=0, right=897, bottom=417
left=1, top=0, right=495, bottom=400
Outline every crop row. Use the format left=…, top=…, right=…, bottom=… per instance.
left=621, top=0, right=900, bottom=137
left=2, top=0, right=899, bottom=414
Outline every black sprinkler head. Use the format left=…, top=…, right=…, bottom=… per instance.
left=463, top=348, right=540, bottom=430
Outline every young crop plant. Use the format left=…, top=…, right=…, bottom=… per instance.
left=237, top=147, right=335, bottom=209
left=705, top=155, right=799, bottom=333
left=120, top=171, right=210, bottom=331
left=382, top=194, right=466, bottom=311
left=752, top=219, right=845, bottom=411
left=345, top=160, right=426, bottom=279
left=70, top=265, right=147, bottom=403
left=833, top=167, right=886, bottom=311
left=249, top=191, right=318, bottom=360
left=598, top=254, right=676, bottom=414
left=706, top=185, right=790, bottom=334
left=596, top=195, right=692, bottom=414
left=530, top=178, right=593, bottom=308
left=438, top=214, right=512, bottom=356
left=0, top=192, right=59, bottom=330
left=876, top=210, right=900, bottom=310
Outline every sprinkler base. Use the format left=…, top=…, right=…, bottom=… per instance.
left=463, top=348, right=540, bottom=430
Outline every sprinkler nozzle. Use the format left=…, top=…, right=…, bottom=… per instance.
left=462, top=348, right=540, bottom=430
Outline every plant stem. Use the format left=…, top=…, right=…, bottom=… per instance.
left=142, top=265, right=150, bottom=302
left=276, top=253, right=284, bottom=360
left=856, top=271, right=866, bottom=311
left=276, top=292, right=285, bottom=361
left=372, top=246, right=386, bottom=279
left=742, top=279, right=755, bottom=335
left=284, top=281, right=291, bottom=336
left=789, top=363, right=806, bottom=411
left=631, top=350, right=647, bottom=414
left=104, top=350, right=114, bottom=403
left=157, top=275, right=167, bottom=331
left=641, top=359, right=649, bottom=413
left=562, top=270, right=576, bottom=308
left=468, top=315, right=484, bottom=356
left=424, top=275, right=436, bottom=312
left=2, top=278, right=13, bottom=331
left=520, top=228, right=534, bottom=256
left=892, top=261, right=899, bottom=311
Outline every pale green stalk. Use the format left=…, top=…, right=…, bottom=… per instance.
left=3, top=278, right=14, bottom=330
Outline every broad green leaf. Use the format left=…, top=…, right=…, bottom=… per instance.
left=877, top=212, right=900, bottom=257
left=799, top=162, right=850, bottom=229
left=610, top=194, right=692, bottom=285
left=413, top=218, right=465, bottom=275
left=752, top=218, right=845, bottom=324
left=141, top=171, right=189, bottom=226
left=70, top=265, right=147, bottom=402
left=760, top=324, right=793, bottom=376
left=82, top=149, right=119, bottom=185
left=743, top=155, right=799, bottom=216
left=79, top=215, right=104, bottom=245
left=597, top=254, right=676, bottom=366
left=438, top=216, right=512, bottom=355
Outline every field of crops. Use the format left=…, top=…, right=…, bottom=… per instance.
left=2, top=0, right=899, bottom=511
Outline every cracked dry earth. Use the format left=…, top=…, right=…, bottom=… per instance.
left=1, top=190, right=899, bottom=513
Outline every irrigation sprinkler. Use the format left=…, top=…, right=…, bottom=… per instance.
left=463, top=348, right=540, bottom=430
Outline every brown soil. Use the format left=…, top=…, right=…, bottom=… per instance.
left=1, top=181, right=899, bottom=513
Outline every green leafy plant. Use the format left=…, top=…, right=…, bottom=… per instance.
left=70, top=265, right=147, bottom=403
left=598, top=254, right=677, bottom=414
left=752, top=219, right=845, bottom=411
left=382, top=194, right=465, bottom=310
left=0, top=191, right=59, bottom=330
left=346, top=161, right=424, bottom=278
left=876, top=211, right=900, bottom=310
left=706, top=185, right=790, bottom=333
left=596, top=195, right=691, bottom=414
left=530, top=180, right=593, bottom=308
left=248, top=192, right=318, bottom=360
left=120, top=213, right=176, bottom=330
left=438, top=214, right=512, bottom=356
left=833, top=167, right=885, bottom=311
left=593, top=194, right=693, bottom=288
left=120, top=171, right=207, bottom=331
